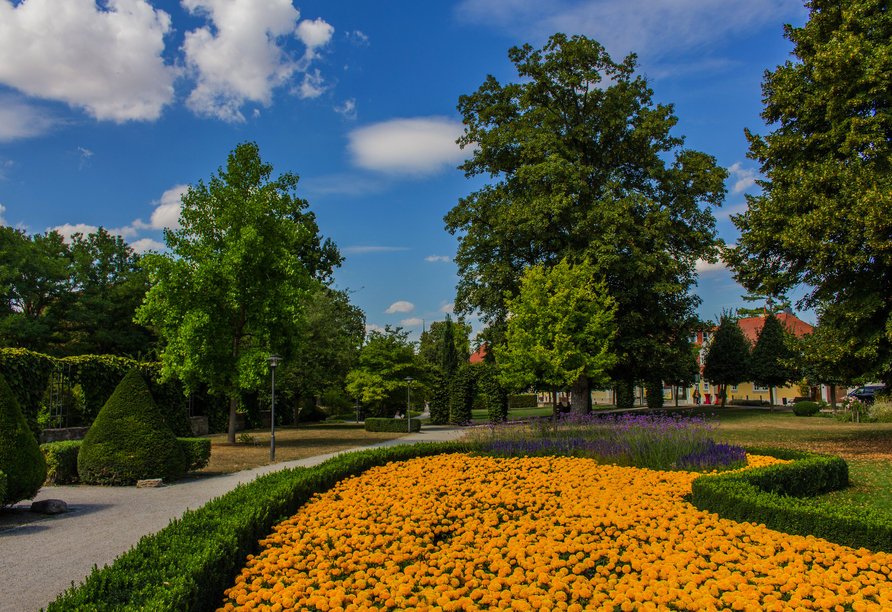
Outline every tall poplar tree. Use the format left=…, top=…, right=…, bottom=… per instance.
left=446, top=34, right=727, bottom=400
left=727, top=0, right=892, bottom=385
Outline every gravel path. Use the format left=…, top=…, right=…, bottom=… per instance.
left=0, top=424, right=467, bottom=612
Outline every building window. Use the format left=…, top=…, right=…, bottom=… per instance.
left=702, top=331, right=710, bottom=344
left=703, top=382, right=710, bottom=393
left=730, top=385, right=738, bottom=392
left=753, top=384, right=769, bottom=392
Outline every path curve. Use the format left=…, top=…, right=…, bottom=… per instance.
left=1, top=425, right=467, bottom=612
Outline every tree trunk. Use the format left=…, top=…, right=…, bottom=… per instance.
left=571, top=374, right=589, bottom=415
left=720, top=385, right=726, bottom=409
left=551, top=386, right=558, bottom=417
left=293, top=392, right=303, bottom=428
left=830, top=384, right=837, bottom=412
left=769, top=387, right=775, bottom=412
left=227, top=394, right=238, bottom=443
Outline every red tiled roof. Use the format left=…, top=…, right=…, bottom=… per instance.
left=469, top=345, right=487, bottom=363
left=736, top=312, right=814, bottom=343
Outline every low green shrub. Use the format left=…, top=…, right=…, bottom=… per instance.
left=727, top=399, right=770, bottom=407
left=0, top=470, right=5, bottom=503
left=298, top=404, right=328, bottom=423
left=176, top=438, right=211, bottom=472
left=508, top=394, right=538, bottom=408
left=42, top=440, right=82, bottom=485
left=869, top=401, right=892, bottom=423
left=690, top=447, right=892, bottom=552
left=364, top=417, right=421, bottom=433
left=46, top=442, right=467, bottom=612
left=792, top=401, right=821, bottom=417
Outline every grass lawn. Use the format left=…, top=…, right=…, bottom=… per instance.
left=470, top=403, right=621, bottom=421
left=187, top=423, right=410, bottom=478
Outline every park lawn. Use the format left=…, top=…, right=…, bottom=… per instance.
left=470, top=404, right=621, bottom=421
left=187, top=423, right=409, bottom=477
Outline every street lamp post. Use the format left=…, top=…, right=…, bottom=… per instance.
left=404, top=377, right=413, bottom=433
left=267, top=354, right=282, bottom=462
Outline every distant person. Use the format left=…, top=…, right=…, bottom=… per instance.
left=394, top=410, right=403, bottom=419
left=693, top=389, right=701, bottom=405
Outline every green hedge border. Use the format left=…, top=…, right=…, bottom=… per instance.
left=40, top=441, right=82, bottom=485
left=45, top=442, right=467, bottom=612
left=691, top=446, right=892, bottom=552
left=364, top=417, right=421, bottom=433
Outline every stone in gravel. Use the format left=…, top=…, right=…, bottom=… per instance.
left=30, top=499, right=68, bottom=514
left=136, top=478, right=164, bottom=488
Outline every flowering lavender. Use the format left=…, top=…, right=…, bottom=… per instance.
left=466, top=411, right=746, bottom=472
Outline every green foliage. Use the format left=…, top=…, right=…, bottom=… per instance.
left=418, top=316, right=472, bottom=368
left=476, top=362, right=509, bottom=423
left=702, top=312, right=751, bottom=408
left=496, top=258, right=617, bottom=398
left=869, top=401, right=892, bottom=423
left=726, top=0, right=892, bottom=386
left=427, top=370, right=450, bottom=425
left=41, top=440, right=82, bottom=485
left=176, top=438, right=211, bottom=472
left=345, top=325, right=426, bottom=418
left=137, top=142, right=322, bottom=442
left=447, top=33, right=726, bottom=387
left=439, top=315, right=460, bottom=379
left=298, top=403, right=328, bottom=423
left=792, top=401, right=822, bottom=417
left=0, top=470, right=5, bottom=504
left=0, top=347, right=56, bottom=435
left=61, top=354, right=140, bottom=423
left=736, top=292, right=792, bottom=318
left=748, top=313, right=798, bottom=401
left=47, top=442, right=467, bottom=612
left=645, top=379, right=664, bottom=410
left=77, top=370, right=187, bottom=485
left=449, top=362, right=476, bottom=424
left=363, top=417, right=421, bottom=433
left=614, top=378, right=635, bottom=410
left=0, top=374, right=47, bottom=505
left=509, top=394, right=538, bottom=409
left=691, top=447, right=892, bottom=552
left=727, top=399, right=770, bottom=407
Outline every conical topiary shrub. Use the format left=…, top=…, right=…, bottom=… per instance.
left=78, top=369, right=187, bottom=486
left=0, top=374, right=47, bottom=506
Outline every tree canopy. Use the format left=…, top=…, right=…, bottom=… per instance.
left=702, top=313, right=751, bottom=408
left=495, top=258, right=617, bottom=413
left=749, top=313, right=799, bottom=406
left=726, top=0, right=892, bottom=385
left=137, top=142, right=332, bottom=441
left=446, top=33, right=727, bottom=395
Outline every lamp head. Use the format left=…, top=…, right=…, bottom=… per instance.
left=267, top=354, right=283, bottom=369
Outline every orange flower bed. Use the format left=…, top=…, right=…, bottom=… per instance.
left=217, top=454, right=892, bottom=612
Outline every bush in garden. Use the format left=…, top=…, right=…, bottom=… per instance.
left=645, top=378, right=665, bottom=409
left=298, top=403, right=328, bottom=423
left=0, top=470, right=5, bottom=503
left=176, top=438, right=211, bottom=472
left=0, top=374, right=48, bottom=506
left=427, top=371, right=450, bottom=425
left=78, top=369, right=187, bottom=486
left=449, top=362, right=476, bottom=424
left=792, top=401, right=821, bottom=417
left=476, top=362, right=509, bottom=423
left=508, top=394, right=538, bottom=408
left=42, top=440, right=83, bottom=485
left=614, top=378, right=635, bottom=408
left=728, top=399, right=770, bottom=406
left=869, top=401, right=892, bottom=423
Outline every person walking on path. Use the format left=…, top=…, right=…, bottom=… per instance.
left=693, top=388, right=701, bottom=405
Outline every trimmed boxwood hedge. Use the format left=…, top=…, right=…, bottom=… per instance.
left=364, top=417, right=421, bottom=433
left=41, top=440, right=82, bottom=485
left=792, top=401, right=821, bottom=416
left=46, top=441, right=467, bottom=612
left=177, top=438, right=212, bottom=472
left=691, top=446, right=892, bottom=552
left=0, top=374, right=47, bottom=506
left=508, top=394, right=538, bottom=409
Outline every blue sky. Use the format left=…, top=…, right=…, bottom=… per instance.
left=0, top=0, right=813, bottom=341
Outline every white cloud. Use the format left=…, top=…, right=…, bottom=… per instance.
left=695, top=258, right=727, bottom=274
left=439, top=302, right=455, bottom=314
left=334, top=98, right=357, bottom=120
left=297, top=68, right=327, bottom=99
left=181, top=0, right=333, bottom=121
left=130, top=237, right=166, bottom=253
left=341, top=245, right=410, bottom=254
left=400, top=317, right=423, bottom=326
left=348, top=30, right=369, bottom=45
left=51, top=222, right=99, bottom=241
left=385, top=301, right=415, bottom=314
left=455, top=0, right=805, bottom=65
left=0, top=0, right=176, bottom=122
left=0, top=204, right=6, bottom=226
left=347, top=117, right=471, bottom=176
left=425, top=255, right=451, bottom=262
left=0, top=96, right=60, bottom=141
left=135, top=184, right=188, bottom=231
left=728, top=162, right=759, bottom=194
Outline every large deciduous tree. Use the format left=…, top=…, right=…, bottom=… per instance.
left=446, top=34, right=727, bottom=402
left=137, top=142, right=323, bottom=442
left=702, top=313, right=751, bottom=408
left=726, top=0, right=892, bottom=385
left=495, top=258, right=617, bottom=414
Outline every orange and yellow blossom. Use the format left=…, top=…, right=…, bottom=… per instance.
left=217, top=454, right=892, bottom=612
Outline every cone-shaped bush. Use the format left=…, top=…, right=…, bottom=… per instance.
left=78, top=369, right=187, bottom=486
left=0, top=374, right=47, bottom=506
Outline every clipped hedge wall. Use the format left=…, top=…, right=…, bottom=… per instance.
left=508, top=394, right=538, bottom=409
left=364, top=417, right=421, bottom=433
left=476, top=362, right=508, bottom=423
left=42, top=440, right=82, bottom=485
left=728, top=399, right=770, bottom=407
left=46, top=442, right=467, bottom=612
left=0, top=347, right=56, bottom=435
left=690, top=446, right=892, bottom=552
left=427, top=371, right=450, bottom=425
left=0, top=470, right=5, bottom=504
